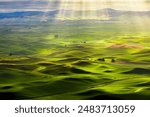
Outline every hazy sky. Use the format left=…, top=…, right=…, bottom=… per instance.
left=0, top=0, right=150, bottom=12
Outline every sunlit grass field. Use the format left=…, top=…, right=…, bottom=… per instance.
left=0, top=21, right=150, bottom=99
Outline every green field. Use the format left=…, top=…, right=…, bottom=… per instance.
left=0, top=21, right=150, bottom=99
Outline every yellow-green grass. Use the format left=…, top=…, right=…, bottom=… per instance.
left=0, top=21, right=150, bottom=99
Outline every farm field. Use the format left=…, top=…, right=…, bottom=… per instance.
left=0, top=20, right=150, bottom=99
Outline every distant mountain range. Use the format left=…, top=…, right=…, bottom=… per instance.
left=0, top=11, right=58, bottom=19
left=0, top=8, right=150, bottom=20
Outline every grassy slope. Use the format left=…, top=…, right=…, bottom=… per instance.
left=0, top=21, right=150, bottom=99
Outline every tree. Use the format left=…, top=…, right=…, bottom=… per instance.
left=111, top=58, right=115, bottom=63
left=9, top=53, right=13, bottom=56
left=98, top=58, right=105, bottom=62
left=54, top=34, right=59, bottom=38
